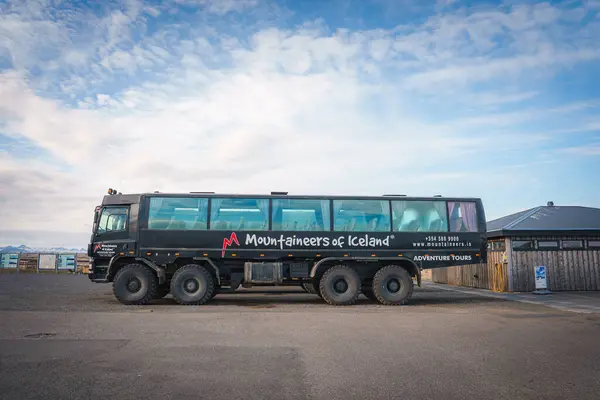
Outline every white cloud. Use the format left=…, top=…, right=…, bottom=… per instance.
left=1, top=0, right=599, bottom=245
left=173, top=0, right=258, bottom=14
left=470, top=91, right=540, bottom=106
left=562, top=143, right=600, bottom=156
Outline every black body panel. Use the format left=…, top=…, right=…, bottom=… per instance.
left=138, top=229, right=484, bottom=268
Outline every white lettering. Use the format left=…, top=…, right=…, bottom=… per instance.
left=243, top=233, right=395, bottom=249
left=451, top=254, right=472, bottom=261
left=414, top=254, right=473, bottom=262
left=246, top=234, right=258, bottom=246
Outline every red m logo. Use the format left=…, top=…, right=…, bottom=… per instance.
left=221, top=232, right=240, bottom=257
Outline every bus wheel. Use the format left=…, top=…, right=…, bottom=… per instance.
left=112, top=264, right=158, bottom=305
left=318, top=265, right=361, bottom=306
left=301, top=282, right=318, bottom=294
left=372, top=265, right=413, bottom=305
left=170, top=264, right=215, bottom=305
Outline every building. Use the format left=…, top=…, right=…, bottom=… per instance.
left=432, top=202, right=600, bottom=292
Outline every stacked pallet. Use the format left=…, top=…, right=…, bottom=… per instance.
left=18, top=253, right=39, bottom=272
left=76, top=253, right=90, bottom=274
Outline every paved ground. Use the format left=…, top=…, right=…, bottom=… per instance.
left=1, top=274, right=599, bottom=400
left=433, top=282, right=600, bottom=314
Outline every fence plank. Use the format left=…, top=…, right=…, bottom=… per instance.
left=591, top=251, right=600, bottom=290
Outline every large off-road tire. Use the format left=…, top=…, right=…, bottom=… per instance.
left=170, top=264, right=215, bottom=305
left=372, top=265, right=413, bottom=305
left=153, top=284, right=170, bottom=299
left=301, top=282, right=318, bottom=294
left=112, top=263, right=159, bottom=305
left=318, top=265, right=361, bottom=306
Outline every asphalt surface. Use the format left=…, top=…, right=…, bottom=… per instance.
left=1, top=273, right=599, bottom=400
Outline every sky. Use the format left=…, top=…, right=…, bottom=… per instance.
left=1, top=0, right=599, bottom=248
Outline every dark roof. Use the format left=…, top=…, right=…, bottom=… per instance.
left=487, top=205, right=600, bottom=238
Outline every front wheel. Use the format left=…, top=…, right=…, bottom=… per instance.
left=318, top=265, right=361, bottom=306
left=170, top=264, right=215, bottom=305
left=372, top=265, right=413, bottom=305
left=112, top=264, right=159, bottom=305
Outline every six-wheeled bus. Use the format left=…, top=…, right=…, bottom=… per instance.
left=88, top=190, right=487, bottom=306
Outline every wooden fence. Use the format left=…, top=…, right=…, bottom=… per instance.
left=510, top=249, right=600, bottom=292
left=433, top=236, right=600, bottom=292
left=431, top=250, right=508, bottom=291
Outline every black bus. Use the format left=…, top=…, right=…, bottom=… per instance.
left=88, top=189, right=487, bottom=306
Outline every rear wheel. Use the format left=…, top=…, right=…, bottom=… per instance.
left=170, top=264, right=215, bottom=305
left=318, top=265, right=361, bottom=306
left=112, top=264, right=158, bottom=305
left=372, top=265, right=413, bottom=305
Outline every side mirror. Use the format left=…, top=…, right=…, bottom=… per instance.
left=93, top=206, right=101, bottom=224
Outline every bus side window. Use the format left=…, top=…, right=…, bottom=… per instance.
left=148, top=197, right=208, bottom=231
left=447, top=201, right=478, bottom=232
left=210, top=198, right=269, bottom=231
left=333, top=200, right=390, bottom=232
left=272, top=199, right=330, bottom=232
left=392, top=201, right=448, bottom=232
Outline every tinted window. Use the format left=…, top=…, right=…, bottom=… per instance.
left=98, top=207, right=128, bottom=233
left=272, top=199, right=331, bottom=231
left=538, top=240, right=559, bottom=249
left=512, top=240, right=534, bottom=250
left=392, top=200, right=448, bottom=232
left=210, top=198, right=269, bottom=230
left=562, top=240, right=583, bottom=249
left=333, top=200, right=391, bottom=232
left=588, top=240, right=600, bottom=248
left=491, top=241, right=506, bottom=251
left=148, top=197, right=208, bottom=230
left=447, top=201, right=478, bottom=232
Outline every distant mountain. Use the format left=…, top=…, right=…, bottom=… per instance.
left=0, top=245, right=32, bottom=253
left=0, top=245, right=86, bottom=254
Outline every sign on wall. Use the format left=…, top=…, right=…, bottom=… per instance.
left=535, top=266, right=547, bottom=290
left=533, top=265, right=551, bottom=294
left=0, top=253, right=19, bottom=269
left=57, top=254, right=76, bottom=271
left=38, top=254, right=57, bottom=270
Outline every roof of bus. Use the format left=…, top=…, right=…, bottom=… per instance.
left=101, top=192, right=483, bottom=205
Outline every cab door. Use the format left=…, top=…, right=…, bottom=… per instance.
left=91, top=205, right=134, bottom=259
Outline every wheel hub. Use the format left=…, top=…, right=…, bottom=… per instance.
left=386, top=278, right=400, bottom=293
left=127, top=278, right=141, bottom=293
left=184, top=278, right=200, bottom=293
left=333, top=278, right=348, bottom=294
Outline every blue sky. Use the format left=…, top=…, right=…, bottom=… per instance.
left=0, top=0, right=599, bottom=247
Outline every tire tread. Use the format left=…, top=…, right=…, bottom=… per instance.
left=318, top=264, right=360, bottom=306
left=372, top=265, right=413, bottom=306
left=170, top=264, right=215, bottom=305
left=112, top=263, right=158, bottom=305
